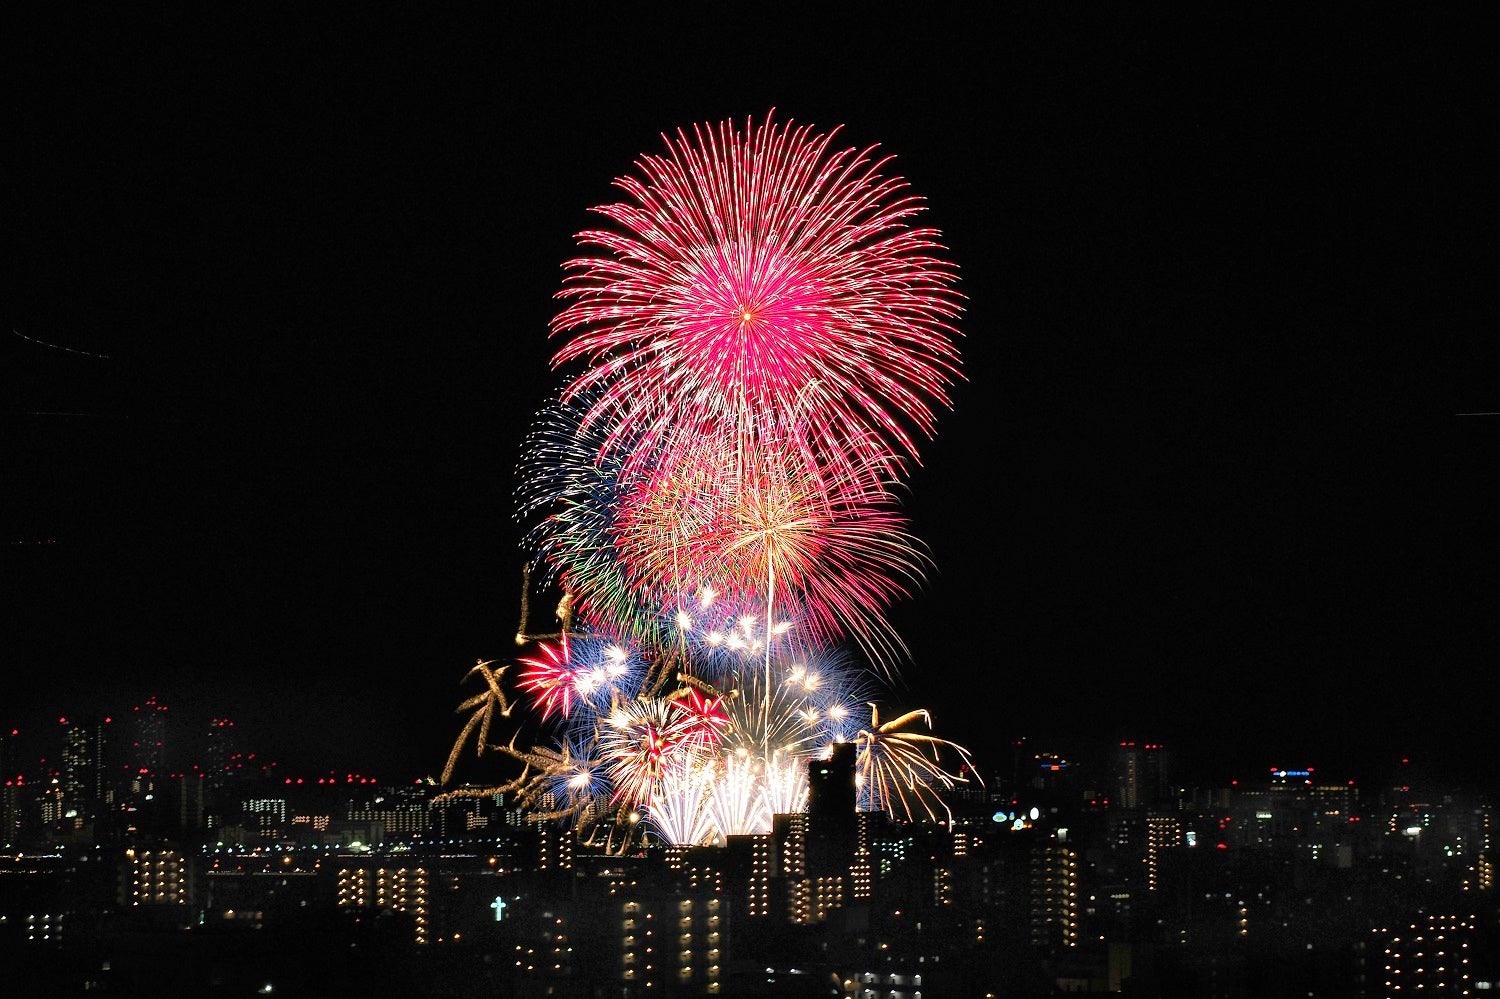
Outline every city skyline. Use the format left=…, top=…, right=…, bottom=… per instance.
left=0, top=693, right=1485, bottom=812
left=2, top=688, right=1492, bottom=996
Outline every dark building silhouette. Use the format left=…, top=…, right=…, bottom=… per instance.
left=798, top=743, right=859, bottom=925
left=204, top=717, right=241, bottom=804
left=128, top=696, right=169, bottom=776
left=61, top=714, right=112, bottom=823
left=808, top=743, right=857, bottom=821
left=807, top=742, right=856, bottom=873
left=1113, top=741, right=1171, bottom=810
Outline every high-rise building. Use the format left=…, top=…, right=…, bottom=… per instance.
left=172, top=774, right=205, bottom=833
left=850, top=812, right=876, bottom=901
left=1145, top=814, right=1183, bottom=891
left=0, top=727, right=13, bottom=783
left=243, top=797, right=288, bottom=834
left=618, top=892, right=724, bottom=995
left=204, top=717, right=241, bottom=800
left=1029, top=750, right=1082, bottom=810
left=1113, top=741, right=1170, bottom=810
left=766, top=745, right=862, bottom=926
left=1, top=779, right=26, bottom=848
left=337, top=865, right=431, bottom=945
left=0, top=729, right=22, bottom=848
left=339, top=785, right=430, bottom=843
left=528, top=814, right=574, bottom=871
left=1231, top=766, right=1360, bottom=861
left=774, top=812, right=810, bottom=923
left=1372, top=913, right=1478, bottom=997
left=809, top=743, right=857, bottom=825
left=804, top=743, right=856, bottom=922
left=1030, top=834, right=1079, bottom=951
left=128, top=696, right=169, bottom=776
left=747, top=834, right=774, bottom=916
left=1466, top=806, right=1493, bottom=893
left=121, top=847, right=195, bottom=907
left=60, top=714, right=111, bottom=822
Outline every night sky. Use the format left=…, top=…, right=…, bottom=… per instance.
left=8, top=11, right=1492, bottom=789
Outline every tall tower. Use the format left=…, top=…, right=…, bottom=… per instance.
left=204, top=717, right=241, bottom=801
left=808, top=743, right=857, bottom=821
left=807, top=743, right=856, bottom=867
left=1113, top=741, right=1171, bottom=810
left=128, top=696, right=169, bottom=775
left=802, top=743, right=857, bottom=923
left=61, top=714, right=111, bottom=821
left=1030, top=834, right=1080, bottom=951
left=0, top=727, right=19, bottom=845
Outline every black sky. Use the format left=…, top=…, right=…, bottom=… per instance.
left=7, top=10, right=1493, bottom=789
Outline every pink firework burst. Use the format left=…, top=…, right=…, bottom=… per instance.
left=551, top=113, right=962, bottom=473
left=669, top=688, right=731, bottom=749
left=516, top=637, right=583, bottom=721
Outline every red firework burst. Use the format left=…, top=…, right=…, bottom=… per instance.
left=669, top=688, right=730, bottom=749
left=600, top=699, right=692, bottom=807
left=516, top=637, right=582, bottom=721
left=551, top=113, right=962, bottom=473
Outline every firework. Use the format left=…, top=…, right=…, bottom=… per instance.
left=516, top=392, right=659, bottom=641
left=757, top=748, right=811, bottom=819
left=662, top=585, right=800, bottom=683
left=646, top=762, right=719, bottom=846
left=668, top=686, right=731, bottom=749
left=444, top=114, right=974, bottom=849
left=541, top=736, right=610, bottom=817
left=441, top=658, right=515, bottom=786
left=516, top=636, right=587, bottom=720
left=552, top=113, right=962, bottom=474
left=598, top=697, right=695, bottom=808
left=721, top=661, right=825, bottom=763
left=854, top=705, right=976, bottom=823
left=613, top=432, right=928, bottom=667
left=702, top=749, right=773, bottom=838
left=784, top=651, right=873, bottom=745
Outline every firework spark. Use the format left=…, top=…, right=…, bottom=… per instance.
left=598, top=697, right=695, bottom=808
left=441, top=658, right=515, bottom=785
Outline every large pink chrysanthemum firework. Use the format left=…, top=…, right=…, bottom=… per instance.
left=551, top=113, right=962, bottom=473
